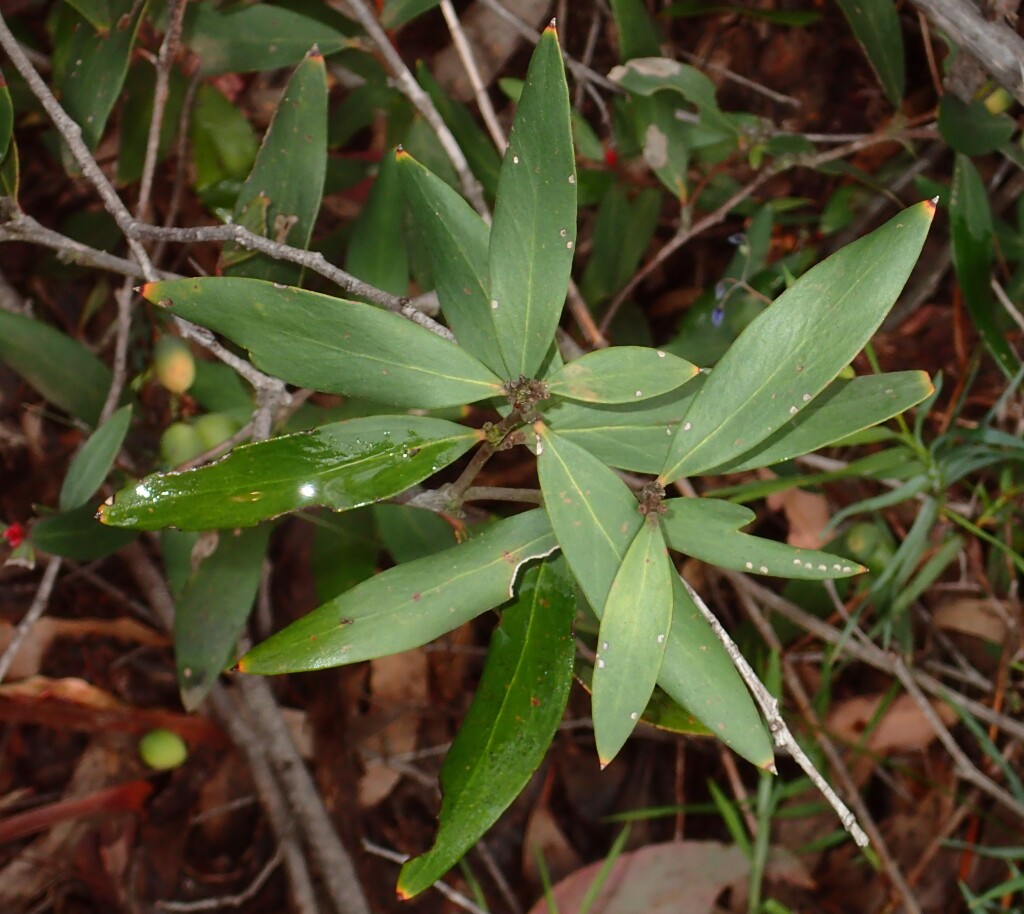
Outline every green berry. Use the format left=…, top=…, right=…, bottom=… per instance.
left=159, top=422, right=205, bottom=466
left=193, top=412, right=240, bottom=450
left=139, top=728, right=188, bottom=770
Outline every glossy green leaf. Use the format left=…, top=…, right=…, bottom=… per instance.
left=99, top=416, right=479, bottom=531
left=543, top=384, right=700, bottom=473
left=311, top=511, right=379, bottom=601
left=705, top=371, right=934, bottom=474
left=30, top=504, right=136, bottom=560
left=938, top=96, right=1015, bottom=156
left=190, top=83, right=259, bottom=191
left=397, top=555, right=575, bottom=898
left=139, top=278, right=504, bottom=408
left=951, top=155, right=1019, bottom=378
left=661, top=200, right=936, bottom=482
left=0, top=310, right=111, bottom=426
left=535, top=424, right=771, bottom=765
left=836, top=0, right=905, bottom=106
left=546, top=347, right=698, bottom=404
left=592, top=519, right=673, bottom=765
left=381, top=0, right=441, bottom=28
left=224, top=50, right=327, bottom=284
left=238, top=509, right=558, bottom=674
left=488, top=25, right=577, bottom=379
left=184, top=3, right=351, bottom=74
left=59, top=404, right=132, bottom=511
left=0, top=69, right=12, bottom=163
left=660, top=573, right=772, bottom=767
left=373, top=504, right=457, bottom=563
left=52, top=0, right=145, bottom=149
left=397, top=150, right=503, bottom=374
left=661, top=497, right=865, bottom=579
left=344, top=152, right=408, bottom=296
left=175, top=525, right=272, bottom=710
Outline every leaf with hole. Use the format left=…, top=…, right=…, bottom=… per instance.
left=661, top=199, right=936, bottom=482
left=397, top=555, right=575, bottom=897
left=488, top=24, right=577, bottom=379
left=237, top=509, right=558, bottom=674
left=99, top=416, right=480, bottom=532
left=139, top=278, right=504, bottom=408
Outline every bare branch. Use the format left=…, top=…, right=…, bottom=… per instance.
left=0, top=558, right=62, bottom=684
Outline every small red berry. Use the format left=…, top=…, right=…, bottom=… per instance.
left=3, top=523, right=25, bottom=549
left=603, top=147, right=618, bottom=167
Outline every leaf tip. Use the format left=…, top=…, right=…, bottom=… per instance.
left=925, top=196, right=939, bottom=215
left=233, top=657, right=248, bottom=674
left=395, top=885, right=413, bottom=901
left=546, top=17, right=558, bottom=35
left=307, top=43, right=323, bottom=60
left=95, top=496, right=113, bottom=524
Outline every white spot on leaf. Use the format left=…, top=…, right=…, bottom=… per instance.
left=135, top=484, right=151, bottom=498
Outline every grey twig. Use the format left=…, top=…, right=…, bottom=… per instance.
left=730, top=576, right=923, bottom=914
left=678, top=574, right=871, bottom=847
left=154, top=845, right=285, bottom=912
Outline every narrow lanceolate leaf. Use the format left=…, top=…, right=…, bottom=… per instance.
left=139, top=278, right=504, bottom=408
left=52, top=0, right=146, bottom=149
left=660, top=573, right=773, bottom=769
left=535, top=423, right=771, bottom=766
left=99, top=416, right=479, bottom=531
left=345, top=151, right=408, bottom=297
left=546, top=347, right=698, bottom=404
left=592, top=520, right=673, bottom=765
left=543, top=384, right=700, bottom=474
left=30, top=504, right=136, bottom=560
left=0, top=69, right=13, bottom=162
left=705, top=372, right=934, bottom=474
left=176, top=525, right=272, bottom=711
left=238, top=510, right=558, bottom=674
left=59, top=404, right=132, bottom=511
left=661, top=498, right=866, bottom=580
left=488, top=24, right=577, bottom=379
left=661, top=200, right=936, bottom=483
left=223, top=49, right=327, bottom=284
left=0, top=310, right=111, bottom=426
left=397, top=555, right=575, bottom=898
left=951, top=155, right=1020, bottom=378
left=535, top=423, right=643, bottom=611
left=397, top=150, right=504, bottom=374
left=184, top=4, right=351, bottom=74
left=836, top=0, right=905, bottom=107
